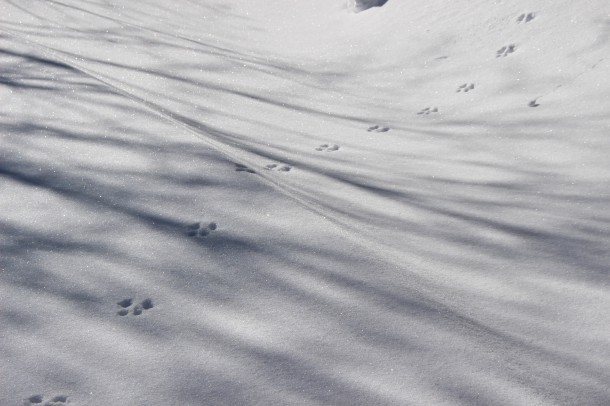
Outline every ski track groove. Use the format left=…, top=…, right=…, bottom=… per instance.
left=1, top=25, right=606, bottom=388
left=42, top=0, right=375, bottom=107
left=43, top=0, right=291, bottom=76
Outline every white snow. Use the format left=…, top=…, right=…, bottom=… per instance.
left=1, top=0, right=609, bottom=404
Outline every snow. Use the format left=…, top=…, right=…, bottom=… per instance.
left=1, top=0, right=609, bottom=404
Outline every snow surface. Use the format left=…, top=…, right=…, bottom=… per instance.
left=1, top=0, right=609, bottom=404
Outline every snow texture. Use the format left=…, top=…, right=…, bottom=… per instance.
left=1, top=0, right=610, bottom=405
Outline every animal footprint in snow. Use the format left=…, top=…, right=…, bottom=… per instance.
left=235, top=163, right=255, bottom=173
left=187, top=221, right=218, bottom=238
left=315, top=144, right=340, bottom=152
left=417, top=107, right=439, bottom=115
left=24, top=394, right=69, bottom=405
left=24, top=395, right=45, bottom=405
left=457, top=83, right=475, bottom=93
left=367, top=125, right=390, bottom=132
left=517, top=12, right=535, bottom=23
left=496, top=44, right=516, bottom=57
left=265, top=163, right=292, bottom=172
left=116, top=298, right=154, bottom=316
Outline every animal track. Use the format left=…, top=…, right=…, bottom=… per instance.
left=265, top=163, right=292, bottom=172
left=367, top=125, right=390, bottom=132
left=517, top=12, right=535, bottom=23
left=186, top=221, right=218, bottom=238
left=235, top=163, right=255, bottom=173
left=496, top=44, right=516, bottom=57
left=315, top=144, right=340, bottom=152
left=417, top=107, right=439, bottom=115
left=457, top=83, right=475, bottom=92
left=24, top=394, right=69, bottom=405
left=24, top=395, right=44, bottom=405
left=116, top=298, right=154, bottom=316
left=528, top=99, right=540, bottom=107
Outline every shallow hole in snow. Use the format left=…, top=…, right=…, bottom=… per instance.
left=347, top=0, right=389, bottom=12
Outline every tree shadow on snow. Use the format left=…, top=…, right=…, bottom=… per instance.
left=1, top=3, right=610, bottom=405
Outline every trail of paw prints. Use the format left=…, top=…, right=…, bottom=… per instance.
left=24, top=394, right=69, bottom=405
left=457, top=83, right=475, bottom=93
left=187, top=221, right=218, bottom=238
left=367, top=125, right=390, bottom=133
left=265, top=163, right=292, bottom=172
left=417, top=107, right=439, bottom=115
left=235, top=163, right=256, bottom=173
left=496, top=44, right=516, bottom=58
left=315, top=144, right=340, bottom=152
left=116, top=298, right=154, bottom=316
left=516, top=12, right=535, bottom=23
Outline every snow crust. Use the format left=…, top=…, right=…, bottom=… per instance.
left=1, top=0, right=609, bottom=404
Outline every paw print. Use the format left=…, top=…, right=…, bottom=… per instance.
left=116, top=298, right=154, bottom=316
left=235, top=163, right=255, bottom=173
left=457, top=83, right=475, bottom=92
left=417, top=107, right=439, bottom=115
left=24, top=394, right=69, bottom=405
left=265, top=163, right=292, bottom=172
left=496, top=44, right=516, bottom=58
left=367, top=125, right=390, bottom=132
left=517, top=12, right=535, bottom=23
left=186, top=221, right=218, bottom=238
left=315, top=144, right=340, bottom=152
